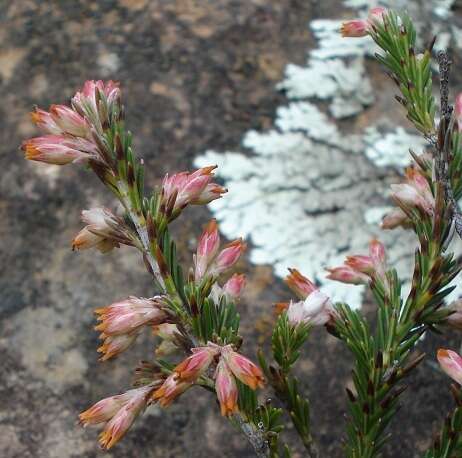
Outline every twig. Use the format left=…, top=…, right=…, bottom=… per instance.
left=274, top=384, right=318, bottom=458
left=117, top=180, right=166, bottom=290
left=435, top=51, right=462, bottom=240
left=233, top=413, right=270, bottom=458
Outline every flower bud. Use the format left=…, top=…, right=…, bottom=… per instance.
left=191, top=182, right=227, bottom=205
left=287, top=290, right=334, bottom=327
left=81, top=207, right=113, bottom=228
left=437, top=349, right=462, bottom=385
left=22, top=135, right=90, bottom=165
left=173, top=345, right=220, bottom=383
left=71, top=227, right=120, bottom=253
left=285, top=268, right=317, bottom=300
left=340, top=7, right=387, bottom=38
left=95, top=296, right=166, bottom=336
left=369, top=239, right=386, bottom=267
left=381, top=208, right=411, bottom=230
left=222, top=274, right=246, bottom=300
left=97, top=332, right=140, bottom=361
left=212, top=239, right=246, bottom=276
left=72, top=207, right=133, bottom=253
left=215, top=359, right=238, bottom=416
left=31, top=108, right=63, bottom=135
left=367, top=7, right=386, bottom=26
left=152, top=373, right=193, bottom=407
left=345, top=255, right=375, bottom=275
left=221, top=345, right=264, bottom=390
left=390, top=168, right=434, bottom=215
left=326, top=266, right=369, bottom=285
left=194, top=219, right=220, bottom=281
left=49, top=104, right=89, bottom=137
left=340, top=19, right=369, bottom=37
left=79, top=395, right=126, bottom=426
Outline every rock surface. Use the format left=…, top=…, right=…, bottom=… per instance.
left=1, top=1, right=462, bottom=457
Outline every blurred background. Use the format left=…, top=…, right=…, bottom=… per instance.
left=2, top=1, right=462, bottom=457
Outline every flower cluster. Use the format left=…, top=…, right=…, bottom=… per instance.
left=194, top=219, right=246, bottom=282
left=22, top=10, right=462, bottom=453
left=160, top=167, right=227, bottom=222
left=153, top=343, right=264, bottom=417
left=380, top=165, right=435, bottom=230
left=326, top=239, right=387, bottom=286
left=22, top=81, right=119, bottom=166
left=95, top=296, right=167, bottom=360
left=79, top=385, right=156, bottom=450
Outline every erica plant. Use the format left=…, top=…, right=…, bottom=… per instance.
left=22, top=7, right=462, bottom=458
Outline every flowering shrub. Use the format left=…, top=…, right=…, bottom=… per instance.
left=22, top=7, right=462, bottom=457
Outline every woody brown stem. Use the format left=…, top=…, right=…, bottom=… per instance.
left=234, top=413, right=270, bottom=458
left=117, top=180, right=165, bottom=290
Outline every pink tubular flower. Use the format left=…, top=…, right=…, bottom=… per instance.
left=369, top=239, right=385, bottom=266
left=79, top=386, right=153, bottom=450
left=79, top=394, right=125, bottom=427
left=95, top=296, right=166, bottom=336
left=222, top=274, right=246, bottom=300
left=341, top=19, right=368, bottom=37
left=72, top=227, right=120, bottom=253
left=191, top=182, right=227, bottom=205
left=97, top=332, right=140, bottom=361
left=173, top=344, right=220, bottom=383
left=287, top=290, right=334, bottom=327
left=345, top=255, right=375, bottom=275
left=215, top=359, right=238, bottom=416
left=31, top=108, right=63, bottom=134
left=194, top=219, right=220, bottom=281
left=49, top=104, right=89, bottom=137
left=212, top=239, right=246, bottom=276
left=455, top=94, right=462, bottom=131
left=285, top=268, right=317, bottom=300
left=341, top=7, right=387, bottom=37
left=72, top=207, right=133, bottom=253
left=368, top=7, right=387, bottom=26
left=381, top=208, right=411, bottom=230
left=22, top=135, right=91, bottom=165
left=326, top=265, right=369, bottom=285
left=152, top=373, right=193, bottom=407
left=81, top=207, right=117, bottom=233
left=437, top=349, right=462, bottom=385
left=221, top=345, right=264, bottom=390
left=390, top=167, right=434, bottom=215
